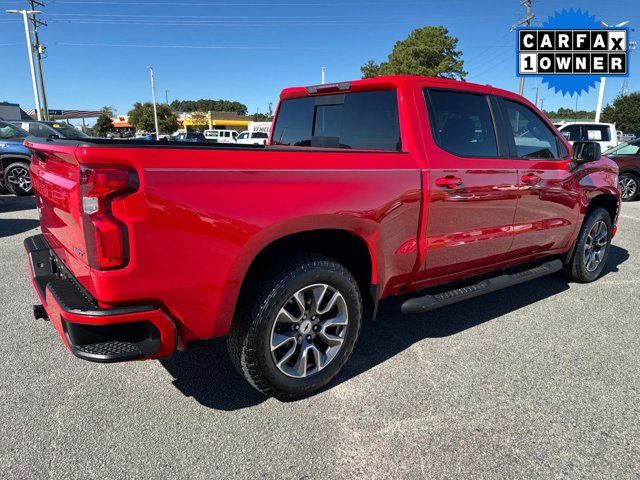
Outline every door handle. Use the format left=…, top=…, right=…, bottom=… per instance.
left=521, top=173, right=541, bottom=185
left=435, top=176, right=463, bottom=189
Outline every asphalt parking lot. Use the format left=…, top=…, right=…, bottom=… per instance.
left=0, top=194, right=638, bottom=479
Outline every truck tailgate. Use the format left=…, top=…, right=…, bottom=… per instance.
left=27, top=141, right=96, bottom=292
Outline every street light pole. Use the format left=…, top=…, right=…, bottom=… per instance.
left=148, top=66, right=160, bottom=140
left=595, top=78, right=606, bottom=122
left=7, top=9, right=42, bottom=120
left=596, top=20, right=630, bottom=122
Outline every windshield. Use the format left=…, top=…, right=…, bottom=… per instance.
left=0, top=121, right=28, bottom=140
left=49, top=122, right=89, bottom=138
left=604, top=142, right=640, bottom=156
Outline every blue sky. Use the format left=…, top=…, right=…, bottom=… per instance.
left=0, top=0, right=638, bottom=125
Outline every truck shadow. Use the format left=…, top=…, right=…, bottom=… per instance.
left=0, top=196, right=38, bottom=238
left=0, top=219, right=40, bottom=238
left=0, top=195, right=36, bottom=214
left=160, top=245, right=629, bottom=411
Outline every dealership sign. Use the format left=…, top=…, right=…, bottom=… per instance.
left=518, top=29, right=628, bottom=75
left=516, top=9, right=631, bottom=96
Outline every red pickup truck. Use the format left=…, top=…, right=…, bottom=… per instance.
left=24, top=76, right=620, bottom=399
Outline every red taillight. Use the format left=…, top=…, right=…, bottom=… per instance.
left=80, top=166, right=138, bottom=270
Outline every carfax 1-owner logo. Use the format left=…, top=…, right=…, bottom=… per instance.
left=517, top=9, right=630, bottom=96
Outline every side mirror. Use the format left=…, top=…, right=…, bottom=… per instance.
left=571, top=141, right=601, bottom=164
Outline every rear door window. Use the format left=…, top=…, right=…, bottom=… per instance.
left=560, top=125, right=582, bottom=141
left=0, top=122, right=27, bottom=140
left=502, top=99, right=562, bottom=159
left=425, top=89, right=499, bottom=157
left=584, top=125, right=611, bottom=141
left=271, top=90, right=401, bottom=151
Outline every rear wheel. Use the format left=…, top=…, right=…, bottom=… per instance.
left=228, top=254, right=362, bottom=399
left=563, top=207, right=612, bottom=283
left=619, top=172, right=639, bottom=202
left=4, top=162, right=33, bottom=196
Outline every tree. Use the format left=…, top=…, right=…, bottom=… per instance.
left=361, top=26, right=466, bottom=80
left=543, top=108, right=596, bottom=121
left=601, top=92, right=640, bottom=132
left=361, top=60, right=381, bottom=79
left=189, top=111, right=209, bottom=132
left=93, top=106, right=114, bottom=137
left=127, top=102, right=178, bottom=134
left=252, top=112, right=272, bottom=122
left=170, top=99, right=248, bottom=116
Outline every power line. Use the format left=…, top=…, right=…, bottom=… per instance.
left=56, top=42, right=325, bottom=50
left=44, top=13, right=416, bottom=19
left=53, top=0, right=432, bottom=5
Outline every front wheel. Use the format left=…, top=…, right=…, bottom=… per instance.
left=4, top=162, right=33, bottom=196
left=619, top=172, right=639, bottom=202
left=228, top=254, right=362, bottom=399
left=563, top=207, right=612, bottom=283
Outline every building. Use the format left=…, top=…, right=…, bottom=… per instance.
left=178, top=111, right=253, bottom=132
left=0, top=102, right=33, bottom=121
left=111, top=115, right=135, bottom=137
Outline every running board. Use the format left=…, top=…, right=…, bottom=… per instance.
left=401, top=259, right=563, bottom=314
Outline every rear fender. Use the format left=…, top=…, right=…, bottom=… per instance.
left=215, top=215, right=383, bottom=336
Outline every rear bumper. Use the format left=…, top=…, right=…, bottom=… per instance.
left=24, top=234, right=176, bottom=362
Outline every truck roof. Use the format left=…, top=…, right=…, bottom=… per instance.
left=280, top=75, right=519, bottom=100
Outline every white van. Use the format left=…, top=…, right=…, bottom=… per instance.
left=556, top=122, right=618, bottom=151
left=203, top=129, right=238, bottom=144
left=236, top=131, right=269, bottom=145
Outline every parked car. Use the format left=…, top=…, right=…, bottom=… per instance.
left=556, top=121, right=618, bottom=152
left=204, top=129, right=238, bottom=143
left=617, top=131, right=636, bottom=143
left=0, top=120, right=32, bottom=195
left=236, top=130, right=269, bottom=145
left=174, top=132, right=208, bottom=142
left=24, top=76, right=620, bottom=399
left=604, top=139, right=640, bottom=201
left=132, top=133, right=156, bottom=141
left=12, top=120, right=89, bottom=139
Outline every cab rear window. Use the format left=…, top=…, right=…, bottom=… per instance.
left=272, top=90, right=401, bottom=151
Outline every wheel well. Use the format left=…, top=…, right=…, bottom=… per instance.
left=619, top=169, right=640, bottom=179
left=239, top=229, right=375, bottom=319
left=587, top=193, right=618, bottom=224
left=1, top=156, right=30, bottom=171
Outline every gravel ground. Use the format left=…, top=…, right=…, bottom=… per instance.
left=1, top=194, right=638, bottom=479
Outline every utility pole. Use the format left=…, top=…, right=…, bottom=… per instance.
left=539, top=98, right=545, bottom=112
left=7, top=9, right=42, bottom=120
left=28, top=0, right=49, bottom=120
left=148, top=66, right=160, bottom=140
left=532, top=85, right=539, bottom=107
left=165, top=90, right=169, bottom=105
left=511, top=0, right=534, bottom=96
left=321, top=66, right=326, bottom=85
